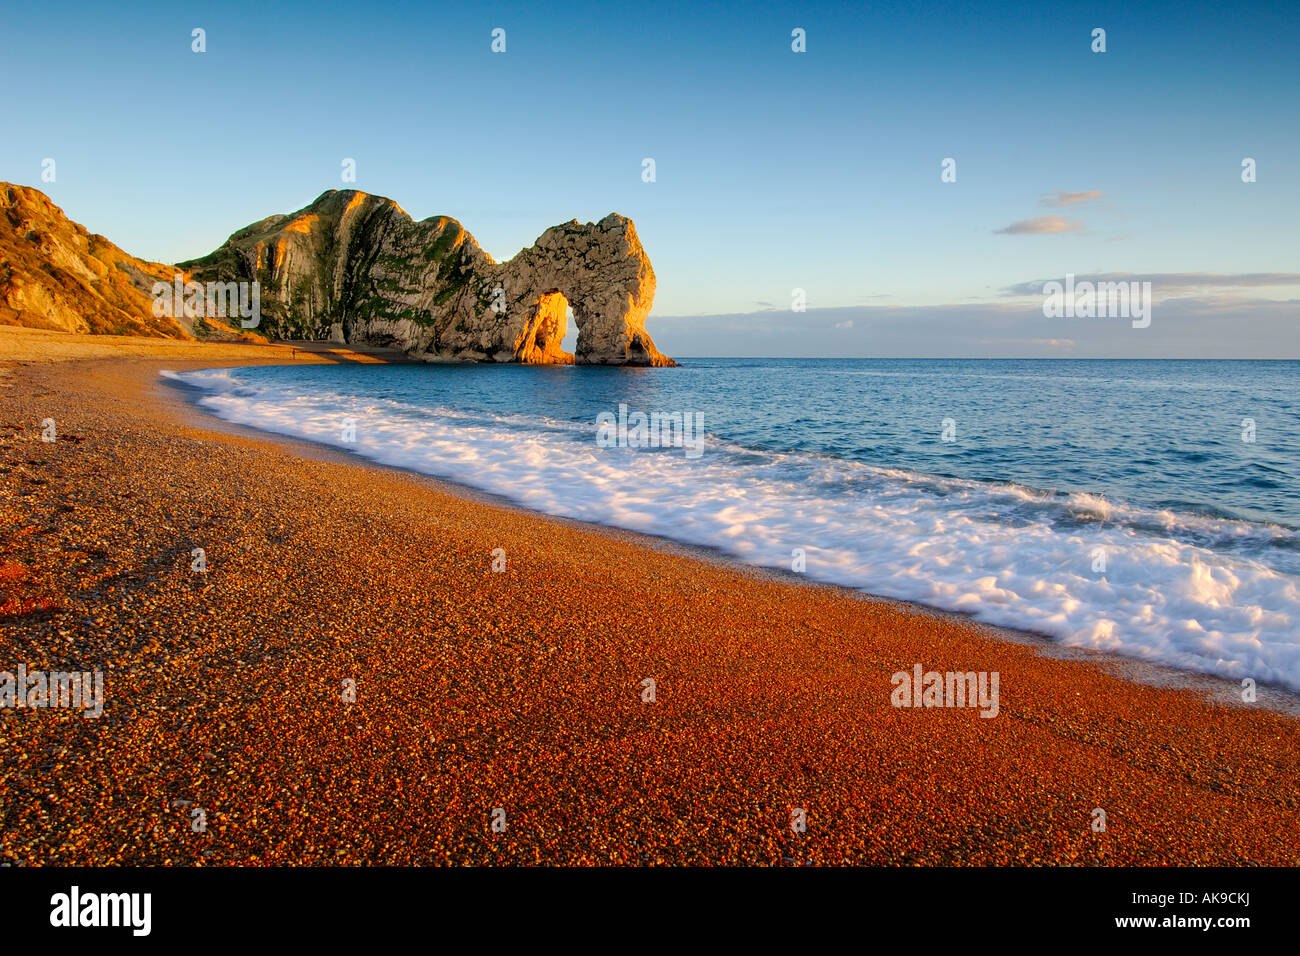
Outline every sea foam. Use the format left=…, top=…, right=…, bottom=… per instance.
left=163, top=367, right=1300, bottom=693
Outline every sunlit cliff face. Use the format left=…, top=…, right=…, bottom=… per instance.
left=515, top=290, right=574, bottom=365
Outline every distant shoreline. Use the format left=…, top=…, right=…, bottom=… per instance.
left=6, top=325, right=1299, bottom=364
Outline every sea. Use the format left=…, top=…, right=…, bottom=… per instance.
left=163, top=358, right=1300, bottom=692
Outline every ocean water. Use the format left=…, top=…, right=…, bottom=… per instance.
left=163, top=359, right=1300, bottom=692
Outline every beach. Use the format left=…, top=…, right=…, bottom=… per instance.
left=2, top=327, right=1298, bottom=866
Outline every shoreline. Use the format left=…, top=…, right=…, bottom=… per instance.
left=156, top=354, right=1300, bottom=719
left=3, top=328, right=1299, bottom=865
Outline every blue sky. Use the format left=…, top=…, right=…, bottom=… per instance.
left=3, top=0, right=1297, bottom=356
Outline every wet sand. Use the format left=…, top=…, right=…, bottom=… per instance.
left=2, top=328, right=1298, bottom=865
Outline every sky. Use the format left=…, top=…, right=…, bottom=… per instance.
left=3, top=0, right=1297, bottom=357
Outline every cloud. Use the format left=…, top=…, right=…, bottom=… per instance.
left=995, top=215, right=1084, bottom=235
left=834, top=320, right=854, bottom=329
left=1001, top=272, right=1300, bottom=296
left=1041, top=190, right=1104, bottom=207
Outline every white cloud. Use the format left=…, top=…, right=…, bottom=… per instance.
left=995, top=215, right=1084, bottom=235
left=1041, top=190, right=1104, bottom=207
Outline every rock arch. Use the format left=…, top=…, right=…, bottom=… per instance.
left=180, top=191, right=675, bottom=366
left=493, top=214, right=674, bottom=366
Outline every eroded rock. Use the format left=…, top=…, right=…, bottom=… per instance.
left=180, top=191, right=675, bottom=366
left=0, top=183, right=190, bottom=338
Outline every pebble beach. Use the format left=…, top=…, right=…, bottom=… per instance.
left=2, top=328, right=1298, bottom=866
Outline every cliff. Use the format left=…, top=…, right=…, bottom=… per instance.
left=180, top=190, right=675, bottom=366
left=0, top=184, right=192, bottom=338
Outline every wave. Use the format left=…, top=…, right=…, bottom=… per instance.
left=163, top=367, right=1300, bottom=693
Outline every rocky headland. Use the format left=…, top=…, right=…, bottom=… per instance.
left=181, top=190, right=674, bottom=366
left=0, top=182, right=672, bottom=365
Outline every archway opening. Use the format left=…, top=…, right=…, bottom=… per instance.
left=559, top=303, right=578, bottom=356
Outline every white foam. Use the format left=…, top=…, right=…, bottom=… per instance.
left=166, top=368, right=1300, bottom=693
